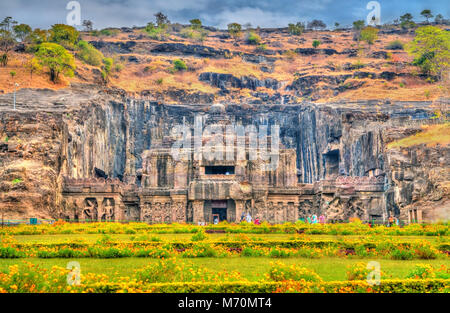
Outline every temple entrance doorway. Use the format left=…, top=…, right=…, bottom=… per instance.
left=211, top=200, right=227, bottom=222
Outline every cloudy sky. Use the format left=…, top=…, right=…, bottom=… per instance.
left=0, top=0, right=448, bottom=30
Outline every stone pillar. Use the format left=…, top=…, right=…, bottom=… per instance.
left=192, top=200, right=204, bottom=224
left=417, top=209, right=423, bottom=223
left=293, top=202, right=299, bottom=222
left=235, top=200, right=245, bottom=223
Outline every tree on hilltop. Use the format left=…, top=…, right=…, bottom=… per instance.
left=421, top=10, right=433, bottom=23
left=307, top=19, right=326, bottom=30
left=407, top=25, right=450, bottom=80
left=228, top=23, right=242, bottom=41
left=34, top=42, right=76, bottom=83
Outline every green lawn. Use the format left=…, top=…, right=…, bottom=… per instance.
left=1, top=257, right=448, bottom=282
left=11, top=233, right=448, bottom=243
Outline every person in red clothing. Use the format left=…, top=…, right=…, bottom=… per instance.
left=254, top=217, right=260, bottom=225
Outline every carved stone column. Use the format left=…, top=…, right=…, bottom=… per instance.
left=235, top=200, right=245, bottom=223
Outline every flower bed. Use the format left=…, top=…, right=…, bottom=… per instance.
left=0, top=221, right=448, bottom=236
left=1, top=236, right=448, bottom=260
left=0, top=260, right=448, bottom=293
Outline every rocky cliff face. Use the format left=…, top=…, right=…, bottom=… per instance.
left=0, top=87, right=448, bottom=221
left=385, top=141, right=450, bottom=222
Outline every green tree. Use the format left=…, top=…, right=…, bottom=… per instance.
left=307, top=20, right=326, bottom=30
left=360, top=26, right=379, bottom=50
left=312, top=40, right=321, bottom=49
left=9, top=70, right=16, bottom=79
left=0, top=17, right=18, bottom=66
left=421, top=10, right=433, bottom=23
left=49, top=24, right=79, bottom=49
left=34, top=42, right=76, bottom=83
left=0, top=33, right=15, bottom=66
left=435, top=14, right=444, bottom=24
left=288, top=22, right=305, bottom=36
left=407, top=26, right=450, bottom=80
left=29, top=28, right=48, bottom=45
left=82, top=20, right=93, bottom=32
left=0, top=17, right=18, bottom=32
left=227, top=23, right=242, bottom=41
left=13, top=24, right=32, bottom=42
left=400, top=13, right=416, bottom=29
left=25, top=57, right=42, bottom=79
left=352, top=20, right=365, bottom=41
left=190, top=19, right=202, bottom=30
left=155, top=12, right=170, bottom=29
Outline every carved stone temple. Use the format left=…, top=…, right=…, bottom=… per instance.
left=61, top=102, right=390, bottom=224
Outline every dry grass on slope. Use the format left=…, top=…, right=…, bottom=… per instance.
left=387, top=122, right=450, bottom=149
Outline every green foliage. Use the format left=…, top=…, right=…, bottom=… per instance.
left=101, top=57, right=114, bottom=84
left=172, top=59, right=187, bottom=72
left=180, top=27, right=208, bottom=42
left=0, top=17, right=17, bottom=33
left=241, top=247, right=264, bottom=257
left=400, top=13, right=416, bottom=29
left=312, top=40, right=321, bottom=49
left=386, top=40, right=404, bottom=50
left=191, top=230, right=207, bottom=241
left=154, top=12, right=170, bottom=29
left=228, top=23, right=242, bottom=40
left=346, top=262, right=382, bottom=280
left=11, top=178, right=22, bottom=185
left=114, top=63, right=123, bottom=72
left=34, top=42, right=76, bottom=83
left=0, top=247, right=24, bottom=258
left=0, top=19, right=16, bottom=66
left=407, top=26, right=450, bottom=79
left=267, top=262, right=322, bottom=282
left=49, top=24, right=79, bottom=50
left=307, top=20, right=326, bottom=30
left=144, top=23, right=167, bottom=41
left=94, top=28, right=120, bottom=37
left=13, top=24, right=32, bottom=42
left=288, top=22, right=305, bottom=36
left=421, top=10, right=433, bottom=22
left=189, top=19, right=202, bottom=30
left=77, top=40, right=104, bottom=66
left=29, top=28, right=48, bottom=45
left=435, top=14, right=444, bottom=24
left=353, top=20, right=365, bottom=31
left=246, top=32, right=261, bottom=45
left=255, top=44, right=267, bottom=52
left=360, top=26, right=379, bottom=49
left=407, top=264, right=449, bottom=279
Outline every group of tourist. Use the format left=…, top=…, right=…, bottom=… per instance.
left=298, top=214, right=327, bottom=224
left=209, top=212, right=400, bottom=226
left=238, top=212, right=261, bottom=225
left=388, top=216, right=400, bottom=227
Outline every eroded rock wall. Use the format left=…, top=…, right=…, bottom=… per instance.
left=0, top=88, right=447, bottom=221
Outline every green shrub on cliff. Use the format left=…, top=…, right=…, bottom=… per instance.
left=77, top=40, right=104, bottom=66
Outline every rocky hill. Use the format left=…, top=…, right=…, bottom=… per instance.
left=1, top=24, right=449, bottom=104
